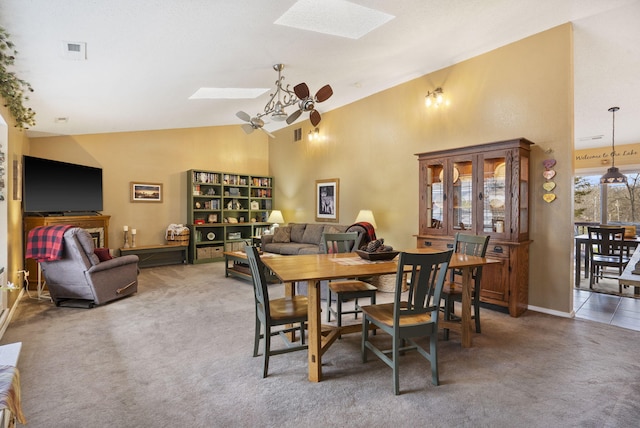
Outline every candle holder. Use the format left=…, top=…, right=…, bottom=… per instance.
left=123, top=231, right=130, bottom=248
left=131, top=233, right=136, bottom=247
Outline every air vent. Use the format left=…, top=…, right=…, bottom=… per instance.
left=294, top=128, right=302, bottom=142
left=62, top=41, right=87, bottom=60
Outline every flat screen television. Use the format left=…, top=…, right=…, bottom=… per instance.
left=23, top=155, right=103, bottom=215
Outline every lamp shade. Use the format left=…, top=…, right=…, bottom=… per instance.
left=267, top=210, right=285, bottom=224
left=355, top=210, right=377, bottom=229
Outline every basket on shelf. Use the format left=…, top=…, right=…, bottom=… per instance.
left=166, top=224, right=190, bottom=245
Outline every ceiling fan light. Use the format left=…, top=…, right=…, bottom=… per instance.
left=271, top=111, right=288, bottom=121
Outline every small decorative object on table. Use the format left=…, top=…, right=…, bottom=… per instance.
left=123, top=225, right=130, bottom=248
left=355, top=238, right=398, bottom=260
left=166, top=224, right=190, bottom=245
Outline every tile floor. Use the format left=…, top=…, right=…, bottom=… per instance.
left=574, top=286, right=640, bottom=332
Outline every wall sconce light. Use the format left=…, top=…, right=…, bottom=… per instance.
left=308, top=127, right=320, bottom=141
left=425, top=87, right=448, bottom=108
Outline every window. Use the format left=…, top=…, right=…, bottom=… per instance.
left=574, top=173, right=640, bottom=225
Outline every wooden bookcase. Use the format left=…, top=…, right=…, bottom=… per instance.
left=186, top=170, right=273, bottom=263
left=415, top=138, right=533, bottom=316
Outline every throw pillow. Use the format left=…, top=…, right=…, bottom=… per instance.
left=273, top=226, right=291, bottom=243
left=94, top=248, right=113, bottom=262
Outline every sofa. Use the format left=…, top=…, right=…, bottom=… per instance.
left=260, top=222, right=374, bottom=300
left=261, top=223, right=367, bottom=255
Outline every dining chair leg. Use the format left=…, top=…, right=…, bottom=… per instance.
left=326, top=289, right=332, bottom=322
left=336, top=296, right=343, bottom=328
left=473, top=282, right=481, bottom=334
left=263, top=324, right=271, bottom=379
left=253, top=316, right=261, bottom=357
left=430, top=334, right=439, bottom=386
left=392, top=336, right=400, bottom=395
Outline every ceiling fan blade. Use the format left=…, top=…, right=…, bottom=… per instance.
left=240, top=123, right=255, bottom=134
left=293, top=82, right=310, bottom=99
left=259, top=127, right=275, bottom=139
left=236, top=111, right=251, bottom=122
left=315, top=85, right=333, bottom=103
left=310, top=110, right=321, bottom=127
left=286, top=109, right=302, bottom=125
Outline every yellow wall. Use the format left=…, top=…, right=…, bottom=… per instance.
left=575, top=142, right=640, bottom=171
left=1, top=103, right=31, bottom=309
left=270, top=24, right=575, bottom=314
left=29, top=126, right=269, bottom=246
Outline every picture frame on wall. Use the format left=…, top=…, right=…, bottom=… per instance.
left=130, top=182, right=163, bottom=203
left=315, top=178, right=339, bottom=222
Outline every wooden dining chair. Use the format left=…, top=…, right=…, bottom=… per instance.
left=587, top=227, right=630, bottom=292
left=440, top=233, right=490, bottom=340
left=245, top=246, right=308, bottom=378
left=361, top=250, right=453, bottom=395
left=323, top=232, right=378, bottom=328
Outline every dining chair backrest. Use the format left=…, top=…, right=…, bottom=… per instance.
left=322, top=232, right=362, bottom=254
left=245, top=245, right=270, bottom=315
left=587, top=226, right=625, bottom=257
left=451, top=233, right=490, bottom=280
left=397, top=250, right=453, bottom=323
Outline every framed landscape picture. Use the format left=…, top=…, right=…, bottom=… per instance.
left=315, top=178, right=339, bottom=222
left=130, top=182, right=163, bottom=202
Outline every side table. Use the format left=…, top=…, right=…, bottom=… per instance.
left=120, top=244, right=188, bottom=268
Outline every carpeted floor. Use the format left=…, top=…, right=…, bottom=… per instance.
left=2, top=262, right=640, bottom=427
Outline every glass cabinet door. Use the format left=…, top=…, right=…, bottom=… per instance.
left=451, top=157, right=474, bottom=233
left=481, top=153, right=508, bottom=236
left=519, top=152, right=529, bottom=237
left=419, top=160, right=445, bottom=235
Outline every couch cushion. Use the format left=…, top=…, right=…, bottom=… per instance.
left=301, top=224, right=325, bottom=244
left=263, top=242, right=317, bottom=255
left=273, top=226, right=291, bottom=243
left=289, top=223, right=307, bottom=242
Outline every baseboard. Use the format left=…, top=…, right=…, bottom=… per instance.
left=527, top=304, right=574, bottom=318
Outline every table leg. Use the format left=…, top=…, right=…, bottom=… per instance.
left=460, top=267, right=473, bottom=348
left=284, top=281, right=295, bottom=342
left=575, top=239, right=581, bottom=286
left=307, top=279, right=322, bottom=382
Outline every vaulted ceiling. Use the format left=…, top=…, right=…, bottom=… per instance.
left=1, top=0, right=638, bottom=149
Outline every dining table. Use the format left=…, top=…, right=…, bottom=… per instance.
left=574, top=233, right=640, bottom=286
left=261, top=248, right=501, bottom=382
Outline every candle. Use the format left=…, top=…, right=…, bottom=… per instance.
left=123, top=225, right=128, bottom=231
left=132, top=229, right=137, bottom=235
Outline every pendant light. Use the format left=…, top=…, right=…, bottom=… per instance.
left=600, top=106, right=627, bottom=184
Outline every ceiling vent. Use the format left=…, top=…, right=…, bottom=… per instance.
left=62, top=41, right=87, bottom=60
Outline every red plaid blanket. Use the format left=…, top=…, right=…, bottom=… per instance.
left=25, top=225, right=74, bottom=262
left=349, top=221, right=377, bottom=242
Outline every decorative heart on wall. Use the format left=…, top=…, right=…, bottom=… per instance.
left=543, top=193, right=556, bottom=203
left=543, top=170, right=556, bottom=180
left=543, top=182, right=556, bottom=192
left=543, top=159, right=557, bottom=170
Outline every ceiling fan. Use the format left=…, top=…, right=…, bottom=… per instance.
left=286, top=82, right=333, bottom=127
left=236, top=111, right=275, bottom=138
left=237, top=64, right=333, bottom=137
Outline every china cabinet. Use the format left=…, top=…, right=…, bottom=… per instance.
left=416, top=138, right=533, bottom=316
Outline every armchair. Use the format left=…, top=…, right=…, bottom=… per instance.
left=38, top=227, right=139, bottom=307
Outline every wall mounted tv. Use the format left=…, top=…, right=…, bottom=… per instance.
left=23, top=155, right=103, bottom=215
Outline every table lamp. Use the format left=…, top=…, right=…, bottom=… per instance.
left=355, top=209, right=377, bottom=229
left=267, top=210, right=285, bottom=234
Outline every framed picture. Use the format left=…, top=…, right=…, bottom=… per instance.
left=315, top=178, right=339, bottom=222
left=130, top=182, right=163, bottom=203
